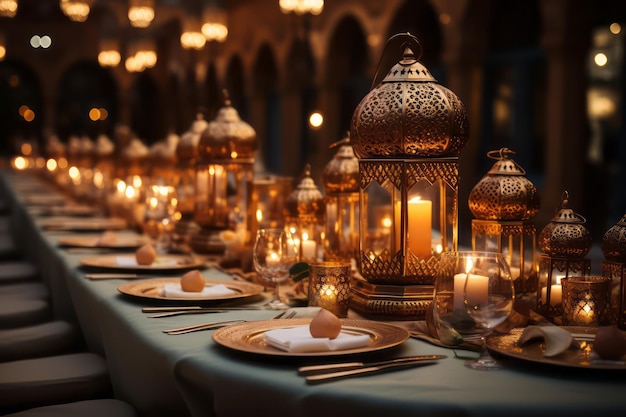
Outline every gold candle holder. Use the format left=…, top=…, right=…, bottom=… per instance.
left=562, top=276, right=612, bottom=326
left=308, top=262, right=351, bottom=318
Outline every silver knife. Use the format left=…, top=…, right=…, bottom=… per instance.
left=298, top=355, right=446, bottom=376
left=304, top=359, right=440, bottom=383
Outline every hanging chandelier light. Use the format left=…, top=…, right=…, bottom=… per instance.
left=0, top=0, right=18, bottom=17
left=98, top=39, right=121, bottom=68
left=60, top=0, right=93, bottom=22
left=128, top=0, right=155, bottom=28
left=279, top=0, right=324, bottom=16
left=181, top=16, right=206, bottom=50
left=202, top=4, right=228, bottom=43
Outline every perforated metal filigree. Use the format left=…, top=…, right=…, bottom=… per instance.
left=538, top=192, right=591, bottom=258
left=469, top=148, right=539, bottom=220
left=602, top=213, right=626, bottom=263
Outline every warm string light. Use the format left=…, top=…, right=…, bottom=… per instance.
left=202, top=6, right=228, bottom=42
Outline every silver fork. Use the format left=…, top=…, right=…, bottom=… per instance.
left=163, top=310, right=297, bottom=335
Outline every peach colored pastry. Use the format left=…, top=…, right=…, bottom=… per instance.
left=180, top=269, right=206, bottom=292
left=309, top=308, right=342, bottom=340
left=593, top=325, right=626, bottom=360
left=135, top=244, right=157, bottom=265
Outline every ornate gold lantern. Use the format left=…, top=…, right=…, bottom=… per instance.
left=191, top=91, right=257, bottom=253
left=322, top=134, right=359, bottom=262
left=537, top=191, right=592, bottom=321
left=172, top=117, right=207, bottom=242
left=469, top=148, right=540, bottom=299
left=245, top=176, right=293, bottom=246
left=284, top=164, right=325, bottom=263
left=349, top=33, right=469, bottom=319
left=602, top=213, right=626, bottom=329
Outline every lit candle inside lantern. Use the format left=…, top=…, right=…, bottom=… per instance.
left=319, top=284, right=337, bottom=308
left=540, top=285, right=562, bottom=305
left=301, top=232, right=316, bottom=260
left=540, top=275, right=563, bottom=305
left=408, top=197, right=432, bottom=258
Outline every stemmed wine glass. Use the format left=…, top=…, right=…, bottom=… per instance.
left=253, top=228, right=298, bottom=310
left=461, top=251, right=514, bottom=370
left=142, top=184, right=178, bottom=253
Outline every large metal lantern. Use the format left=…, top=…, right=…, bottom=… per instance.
left=322, top=134, right=359, bottom=262
left=351, top=33, right=468, bottom=285
left=601, top=213, right=626, bottom=329
left=284, top=164, right=325, bottom=263
left=191, top=91, right=257, bottom=253
left=537, top=191, right=591, bottom=321
left=349, top=33, right=469, bottom=319
left=469, top=148, right=540, bottom=297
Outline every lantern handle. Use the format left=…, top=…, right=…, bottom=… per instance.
left=370, top=32, right=424, bottom=89
left=487, top=147, right=526, bottom=175
left=329, top=131, right=350, bottom=149
left=557, top=190, right=587, bottom=223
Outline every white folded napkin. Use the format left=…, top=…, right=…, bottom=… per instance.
left=517, top=325, right=575, bottom=357
left=160, top=283, right=236, bottom=298
left=264, top=325, right=370, bottom=353
left=115, top=256, right=178, bottom=267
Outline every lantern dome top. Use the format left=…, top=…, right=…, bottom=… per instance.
left=350, top=33, right=469, bottom=159
left=468, top=148, right=540, bottom=220
left=198, top=90, right=256, bottom=161
left=322, top=133, right=359, bottom=193
left=602, top=213, right=626, bottom=262
left=286, top=164, right=325, bottom=218
left=538, top=191, right=592, bottom=258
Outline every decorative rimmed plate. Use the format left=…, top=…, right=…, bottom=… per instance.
left=58, top=234, right=148, bottom=249
left=118, top=277, right=264, bottom=302
left=80, top=254, right=206, bottom=271
left=487, top=327, right=626, bottom=370
left=38, top=217, right=127, bottom=231
left=212, top=318, right=410, bottom=357
left=43, top=205, right=101, bottom=217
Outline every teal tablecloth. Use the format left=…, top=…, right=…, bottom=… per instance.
left=2, top=170, right=625, bottom=417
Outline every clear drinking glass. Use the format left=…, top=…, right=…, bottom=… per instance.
left=461, top=251, right=514, bottom=370
left=253, top=228, right=298, bottom=310
left=142, top=184, right=178, bottom=253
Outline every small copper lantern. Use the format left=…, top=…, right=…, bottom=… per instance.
left=349, top=33, right=468, bottom=319
left=245, top=176, right=293, bottom=246
left=172, top=116, right=207, bottom=241
left=601, top=213, right=626, bottom=329
left=469, top=148, right=540, bottom=298
left=537, top=191, right=592, bottom=321
left=322, top=133, right=360, bottom=262
left=191, top=91, right=257, bottom=253
left=284, top=164, right=325, bottom=263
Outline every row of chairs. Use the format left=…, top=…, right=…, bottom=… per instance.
left=0, top=200, right=139, bottom=416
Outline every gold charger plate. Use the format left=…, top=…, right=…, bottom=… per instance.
left=39, top=216, right=127, bottom=231
left=212, top=318, right=410, bottom=357
left=487, top=327, right=626, bottom=370
left=58, top=234, right=148, bottom=249
left=80, top=254, right=206, bottom=271
left=118, top=277, right=264, bottom=302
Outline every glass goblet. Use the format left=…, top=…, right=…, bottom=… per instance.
left=142, top=184, right=178, bottom=253
left=432, top=252, right=484, bottom=344
left=461, top=251, right=515, bottom=370
left=253, top=228, right=298, bottom=310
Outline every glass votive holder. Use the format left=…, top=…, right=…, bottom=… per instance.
left=562, top=276, right=612, bottom=326
left=308, top=261, right=351, bottom=317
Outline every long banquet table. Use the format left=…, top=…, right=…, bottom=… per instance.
left=2, top=169, right=625, bottom=417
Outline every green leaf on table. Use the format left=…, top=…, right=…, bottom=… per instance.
left=289, top=262, right=310, bottom=282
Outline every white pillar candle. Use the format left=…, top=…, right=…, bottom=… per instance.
left=454, top=273, right=489, bottom=309
left=540, top=285, right=562, bottom=305
left=301, top=239, right=316, bottom=260
left=265, top=252, right=281, bottom=268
